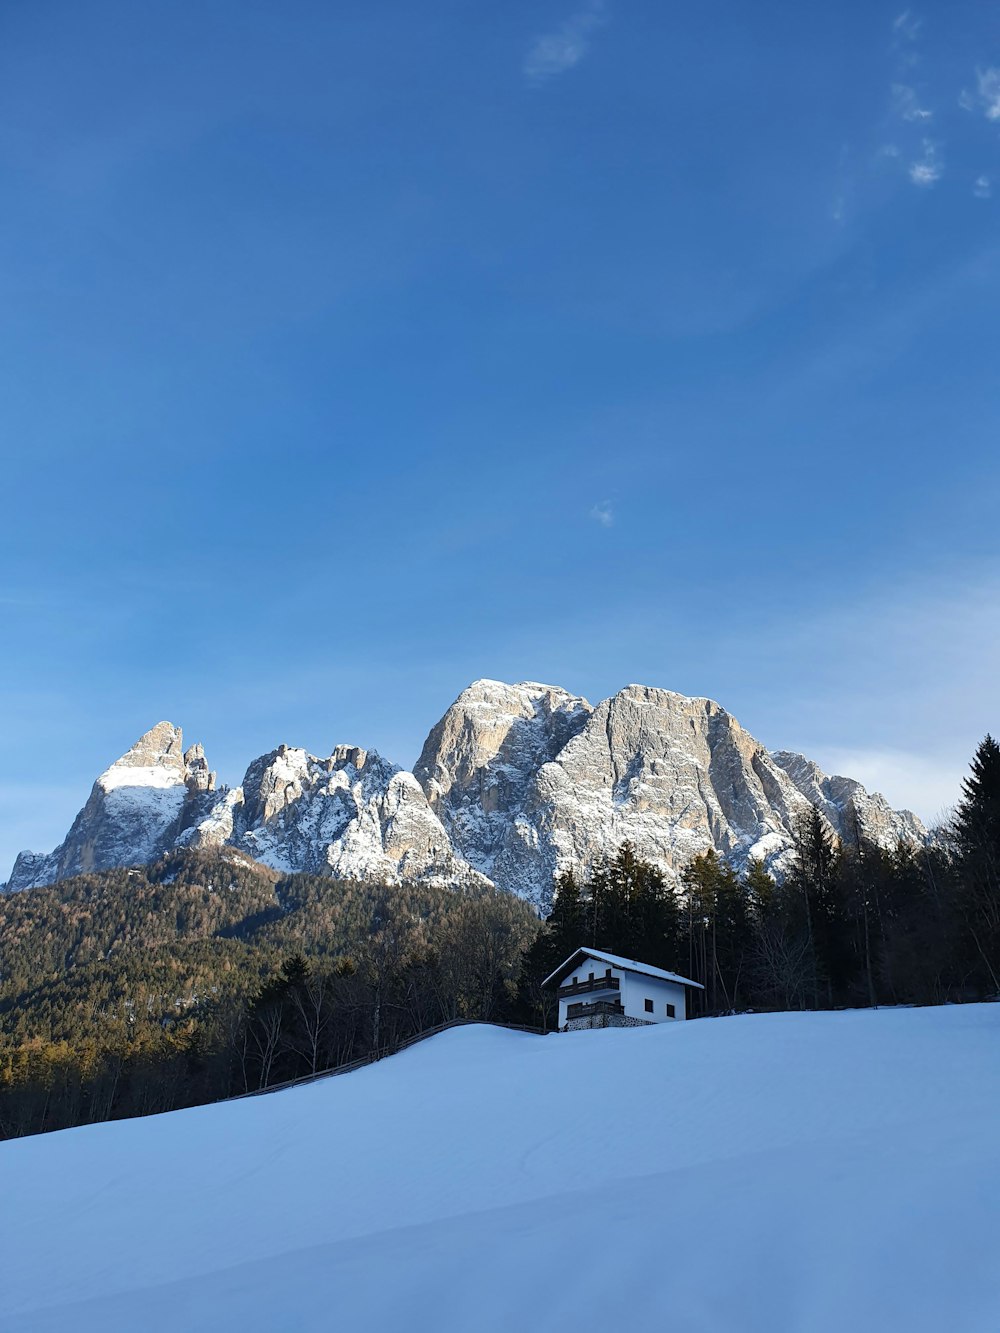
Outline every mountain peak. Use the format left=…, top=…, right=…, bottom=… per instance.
left=5, top=681, right=928, bottom=900
left=113, top=722, right=185, bottom=770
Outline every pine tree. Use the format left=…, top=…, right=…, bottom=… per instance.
left=547, top=871, right=587, bottom=961
left=744, top=859, right=776, bottom=915
left=746, top=858, right=813, bottom=1012
left=951, top=735, right=1000, bottom=992
left=953, top=735, right=1000, bottom=860
left=791, top=808, right=845, bottom=1006
left=680, top=850, right=748, bottom=1014
left=513, top=872, right=586, bottom=1029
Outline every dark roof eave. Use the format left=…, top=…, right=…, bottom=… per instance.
left=541, top=947, right=703, bottom=991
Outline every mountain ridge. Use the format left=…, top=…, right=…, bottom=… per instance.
left=5, top=680, right=927, bottom=903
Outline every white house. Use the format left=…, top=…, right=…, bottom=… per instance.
left=543, top=947, right=704, bottom=1031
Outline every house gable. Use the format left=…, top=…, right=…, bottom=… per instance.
left=544, top=947, right=703, bottom=1030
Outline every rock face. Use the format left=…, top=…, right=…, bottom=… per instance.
left=415, top=683, right=928, bottom=907
left=7, top=723, right=213, bottom=891
left=769, top=751, right=926, bottom=847
left=7, top=727, right=486, bottom=893
left=5, top=681, right=928, bottom=902
left=414, top=680, right=592, bottom=882
left=184, top=743, right=488, bottom=887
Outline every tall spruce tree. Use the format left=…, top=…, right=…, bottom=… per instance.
left=514, top=871, right=587, bottom=1029
left=578, top=844, right=681, bottom=971
left=951, top=734, right=1000, bottom=992
left=680, top=850, right=751, bottom=1014
left=547, top=870, right=587, bottom=960
left=791, top=808, right=845, bottom=1006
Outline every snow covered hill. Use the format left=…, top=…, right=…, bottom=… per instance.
left=2, top=1004, right=998, bottom=1332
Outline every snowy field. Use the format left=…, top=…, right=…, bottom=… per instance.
left=2, top=1005, right=999, bottom=1332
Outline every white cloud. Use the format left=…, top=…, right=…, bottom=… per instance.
left=771, top=568, right=1000, bottom=822
left=589, top=501, right=614, bottom=528
left=523, top=2, right=606, bottom=83
left=909, top=139, right=941, bottom=185
left=975, top=67, right=1000, bottom=120
left=973, top=174, right=992, bottom=199
left=910, top=161, right=940, bottom=185
left=892, top=83, right=932, bottom=121
left=810, top=747, right=962, bottom=828
left=893, top=10, right=923, bottom=42
left=891, top=9, right=922, bottom=68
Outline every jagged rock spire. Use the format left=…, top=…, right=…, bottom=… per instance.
left=5, top=685, right=928, bottom=902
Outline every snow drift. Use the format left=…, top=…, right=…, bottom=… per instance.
left=2, top=1004, right=998, bottom=1332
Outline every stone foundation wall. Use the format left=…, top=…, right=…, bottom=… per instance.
left=565, top=1014, right=652, bottom=1032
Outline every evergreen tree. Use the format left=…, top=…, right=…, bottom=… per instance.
left=746, top=856, right=813, bottom=1012
left=951, top=735, right=1000, bottom=992
left=582, top=844, right=681, bottom=972
left=680, top=850, right=751, bottom=1014
left=514, top=872, right=586, bottom=1029
left=547, top=871, right=587, bottom=961
left=790, top=808, right=845, bottom=1006
left=744, top=859, right=776, bottom=916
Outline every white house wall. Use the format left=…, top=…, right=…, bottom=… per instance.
left=556, top=959, right=689, bottom=1027
left=619, top=973, right=687, bottom=1022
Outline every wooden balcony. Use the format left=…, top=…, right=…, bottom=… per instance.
left=558, top=973, right=620, bottom=999
left=565, top=999, right=625, bottom=1021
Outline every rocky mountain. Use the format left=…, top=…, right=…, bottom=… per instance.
left=413, top=680, right=592, bottom=883
left=7, top=729, right=485, bottom=894
left=6, top=723, right=218, bottom=892
left=181, top=742, right=487, bottom=888
left=5, top=681, right=927, bottom=903
left=418, top=683, right=927, bottom=904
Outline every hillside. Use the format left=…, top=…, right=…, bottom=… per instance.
left=0, top=847, right=541, bottom=1137
left=2, top=1004, right=997, bottom=1332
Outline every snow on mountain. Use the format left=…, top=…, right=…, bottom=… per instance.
left=213, top=743, right=487, bottom=887
left=6, top=723, right=214, bottom=891
left=417, top=682, right=928, bottom=906
left=771, top=748, right=926, bottom=846
left=4, top=681, right=928, bottom=898
left=414, top=679, right=592, bottom=879
left=2, top=1004, right=997, bottom=1332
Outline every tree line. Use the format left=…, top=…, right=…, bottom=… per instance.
left=520, top=735, right=1000, bottom=1022
left=0, top=856, right=539, bottom=1138
left=2, top=735, right=998, bottom=1139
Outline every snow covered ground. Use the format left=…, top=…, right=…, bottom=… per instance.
left=2, top=1005, right=999, bottom=1332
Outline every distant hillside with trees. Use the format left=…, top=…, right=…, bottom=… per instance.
left=2, top=735, right=998, bottom=1139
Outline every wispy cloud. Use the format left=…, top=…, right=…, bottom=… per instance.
left=589, top=501, right=614, bottom=528
left=811, top=747, right=960, bottom=826
left=893, top=9, right=923, bottom=43
left=882, top=12, right=943, bottom=188
left=908, top=139, right=941, bottom=186
left=523, top=2, right=606, bottom=84
left=973, top=67, right=1000, bottom=120
left=891, top=9, right=923, bottom=69
left=973, top=174, right=992, bottom=199
left=891, top=83, right=932, bottom=122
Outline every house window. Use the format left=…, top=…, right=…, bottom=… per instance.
left=589, top=972, right=595, bottom=981
left=644, top=998, right=654, bottom=1013
left=666, top=1003, right=676, bottom=1018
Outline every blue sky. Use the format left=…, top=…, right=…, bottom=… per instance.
left=2, top=1, right=999, bottom=875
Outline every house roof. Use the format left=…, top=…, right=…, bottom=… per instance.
left=542, top=947, right=704, bottom=991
